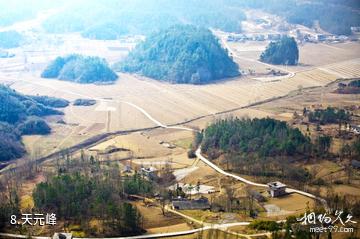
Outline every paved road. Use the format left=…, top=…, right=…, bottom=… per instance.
left=195, top=147, right=328, bottom=209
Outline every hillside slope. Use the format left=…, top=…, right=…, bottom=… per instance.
left=0, top=85, right=68, bottom=161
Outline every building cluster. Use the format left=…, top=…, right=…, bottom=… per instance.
left=296, top=31, right=351, bottom=43
left=227, top=33, right=282, bottom=42
left=169, top=181, right=287, bottom=211
left=227, top=28, right=359, bottom=43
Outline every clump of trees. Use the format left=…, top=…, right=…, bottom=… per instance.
left=348, top=79, right=360, bottom=88
left=30, top=150, right=153, bottom=237
left=0, top=147, right=156, bottom=236
left=249, top=220, right=280, bottom=232
left=30, top=95, right=69, bottom=108
left=202, top=117, right=311, bottom=157
left=307, top=107, right=350, bottom=124
left=335, top=79, right=360, bottom=94
left=41, top=54, right=118, bottom=84
left=123, top=173, right=154, bottom=195
left=0, top=85, right=67, bottom=161
left=199, top=117, right=316, bottom=185
left=116, top=25, right=239, bottom=84
left=0, top=31, right=23, bottom=49
left=17, top=116, right=51, bottom=135
left=33, top=173, right=143, bottom=236
left=260, top=36, right=299, bottom=65
left=341, top=137, right=360, bottom=161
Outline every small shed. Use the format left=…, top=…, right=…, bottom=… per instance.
left=351, top=160, right=360, bottom=169
left=351, top=125, right=360, bottom=135
left=122, top=165, right=132, bottom=173
left=267, top=181, right=287, bottom=197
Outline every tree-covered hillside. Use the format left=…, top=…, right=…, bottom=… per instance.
left=199, top=117, right=314, bottom=184
left=0, top=85, right=67, bottom=161
left=33, top=173, right=144, bottom=236
left=41, top=54, right=118, bottom=84
left=307, top=107, right=350, bottom=124
left=116, top=25, right=239, bottom=84
left=202, top=118, right=311, bottom=157
left=0, top=31, right=23, bottom=49
left=260, top=36, right=299, bottom=65
left=42, top=1, right=246, bottom=39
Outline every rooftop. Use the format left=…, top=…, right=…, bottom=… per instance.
left=172, top=197, right=210, bottom=210
left=267, top=181, right=286, bottom=189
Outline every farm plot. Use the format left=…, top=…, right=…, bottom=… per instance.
left=2, top=64, right=349, bottom=129
left=0, top=34, right=359, bottom=160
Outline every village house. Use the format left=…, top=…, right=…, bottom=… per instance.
left=171, top=197, right=210, bottom=210
left=141, top=167, right=158, bottom=180
left=267, top=181, right=287, bottom=197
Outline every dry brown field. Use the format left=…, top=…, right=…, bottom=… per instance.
left=0, top=34, right=359, bottom=160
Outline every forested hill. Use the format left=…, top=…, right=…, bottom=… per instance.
left=42, top=1, right=246, bottom=40
left=198, top=117, right=315, bottom=184
left=201, top=118, right=311, bottom=157
left=0, top=85, right=69, bottom=162
left=260, top=36, right=299, bottom=65
left=41, top=54, right=118, bottom=84
left=116, top=25, right=240, bottom=84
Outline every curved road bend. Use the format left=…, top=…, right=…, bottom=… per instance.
left=195, top=147, right=328, bottom=209
left=124, top=98, right=327, bottom=208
